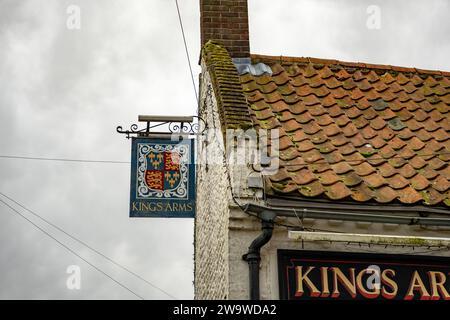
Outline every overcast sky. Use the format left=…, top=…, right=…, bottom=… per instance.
left=0, top=0, right=449, bottom=300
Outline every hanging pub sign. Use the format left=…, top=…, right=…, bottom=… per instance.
left=278, top=250, right=450, bottom=300
left=129, top=137, right=195, bottom=218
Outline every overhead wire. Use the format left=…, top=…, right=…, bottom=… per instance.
left=0, top=155, right=129, bottom=164
left=174, top=0, right=198, bottom=104
left=0, top=197, right=144, bottom=300
left=0, top=149, right=448, bottom=168
left=0, top=191, right=178, bottom=300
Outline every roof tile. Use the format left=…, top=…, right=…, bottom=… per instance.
left=374, top=186, right=398, bottom=203
left=270, top=181, right=299, bottom=194
left=331, top=161, right=354, bottom=174
left=289, top=168, right=317, bottom=185
left=324, top=182, right=353, bottom=199
left=378, top=162, right=397, bottom=178
left=397, top=187, right=423, bottom=204
left=352, top=162, right=376, bottom=176
left=432, top=176, right=450, bottom=192
left=363, top=173, right=388, bottom=188
left=317, top=169, right=341, bottom=185
left=341, top=171, right=363, bottom=186
left=387, top=173, right=410, bottom=189
left=420, top=188, right=444, bottom=205
left=410, top=174, right=431, bottom=190
left=398, top=164, right=417, bottom=179
left=380, top=73, right=396, bottom=84
left=350, top=184, right=374, bottom=202
left=340, top=143, right=358, bottom=156
left=298, top=180, right=326, bottom=197
left=421, top=165, right=439, bottom=179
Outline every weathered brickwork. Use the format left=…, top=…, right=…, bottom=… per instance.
left=200, top=0, right=250, bottom=58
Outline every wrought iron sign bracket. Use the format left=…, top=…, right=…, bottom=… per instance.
left=116, top=115, right=206, bottom=139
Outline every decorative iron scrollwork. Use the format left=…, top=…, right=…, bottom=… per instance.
left=116, top=115, right=207, bottom=139
left=116, top=124, right=145, bottom=139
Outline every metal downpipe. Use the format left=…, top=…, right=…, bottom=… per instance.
left=242, top=211, right=276, bottom=300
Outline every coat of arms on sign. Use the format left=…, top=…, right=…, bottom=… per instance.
left=136, top=142, right=189, bottom=199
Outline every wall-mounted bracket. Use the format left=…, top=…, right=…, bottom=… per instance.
left=116, top=115, right=206, bottom=139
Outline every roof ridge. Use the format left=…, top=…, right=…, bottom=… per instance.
left=201, top=41, right=253, bottom=131
left=251, top=54, right=450, bottom=78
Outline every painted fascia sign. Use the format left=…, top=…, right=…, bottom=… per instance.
left=129, top=137, right=195, bottom=218
left=278, top=250, right=450, bottom=300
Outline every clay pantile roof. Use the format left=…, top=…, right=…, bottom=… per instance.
left=202, top=42, right=450, bottom=207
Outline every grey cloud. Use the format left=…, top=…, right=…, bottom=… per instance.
left=0, top=0, right=448, bottom=299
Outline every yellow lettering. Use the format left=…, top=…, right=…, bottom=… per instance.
left=405, top=271, right=431, bottom=300
left=295, top=266, right=321, bottom=297
left=428, top=271, right=450, bottom=300
left=356, top=269, right=379, bottom=299
left=381, top=269, right=398, bottom=299
left=320, top=267, right=330, bottom=297
left=331, top=267, right=357, bottom=299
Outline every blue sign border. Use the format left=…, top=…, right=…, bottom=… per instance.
left=129, top=137, right=196, bottom=218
